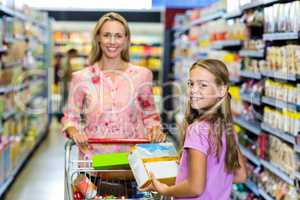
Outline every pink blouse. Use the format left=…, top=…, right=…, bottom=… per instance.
left=61, top=64, right=161, bottom=157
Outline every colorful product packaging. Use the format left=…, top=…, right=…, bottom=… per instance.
left=128, top=142, right=178, bottom=188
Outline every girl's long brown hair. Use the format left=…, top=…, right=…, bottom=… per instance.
left=180, top=59, right=240, bottom=173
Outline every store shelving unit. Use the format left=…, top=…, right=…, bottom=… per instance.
left=233, top=117, right=261, bottom=136
left=260, top=159, right=294, bottom=185
left=223, top=10, right=243, bottom=20
left=170, top=0, right=300, bottom=199
left=0, top=5, right=51, bottom=198
left=191, top=10, right=225, bottom=26
left=258, top=188, right=275, bottom=200
left=210, top=40, right=242, bottom=50
left=261, top=70, right=298, bottom=82
left=240, top=71, right=262, bottom=79
left=262, top=96, right=300, bottom=112
left=240, top=92, right=261, bottom=106
left=263, top=32, right=300, bottom=41
left=0, top=130, right=47, bottom=197
left=239, top=49, right=264, bottom=58
left=245, top=179, right=260, bottom=196
left=239, top=145, right=261, bottom=166
left=261, top=123, right=296, bottom=144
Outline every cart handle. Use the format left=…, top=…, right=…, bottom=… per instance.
left=87, top=138, right=150, bottom=144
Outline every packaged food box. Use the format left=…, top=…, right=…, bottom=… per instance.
left=128, top=143, right=178, bottom=188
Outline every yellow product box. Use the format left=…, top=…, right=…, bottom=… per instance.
left=128, top=143, right=178, bottom=188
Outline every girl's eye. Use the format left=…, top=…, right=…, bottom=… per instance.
left=201, top=84, right=208, bottom=88
left=187, top=81, right=193, bottom=87
left=116, top=34, right=123, bottom=38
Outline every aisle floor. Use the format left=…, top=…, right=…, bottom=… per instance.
left=4, top=117, right=66, bottom=200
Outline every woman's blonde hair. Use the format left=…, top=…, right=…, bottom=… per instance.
left=180, top=59, right=240, bottom=173
left=89, top=12, right=131, bottom=65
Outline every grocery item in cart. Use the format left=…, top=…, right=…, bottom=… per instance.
left=128, top=142, right=178, bottom=188
left=92, top=152, right=129, bottom=170
left=73, top=174, right=97, bottom=199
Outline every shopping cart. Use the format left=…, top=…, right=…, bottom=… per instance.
left=65, top=138, right=163, bottom=200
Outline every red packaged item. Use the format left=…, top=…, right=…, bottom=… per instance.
left=74, top=174, right=97, bottom=199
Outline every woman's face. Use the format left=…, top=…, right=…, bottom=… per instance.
left=99, top=20, right=127, bottom=60
left=188, top=67, right=223, bottom=110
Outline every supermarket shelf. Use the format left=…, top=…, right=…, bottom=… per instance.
left=263, top=32, right=300, bottom=41
left=295, top=171, right=300, bottom=180
left=242, top=0, right=281, bottom=11
left=239, top=49, right=264, bottom=58
left=295, top=145, right=300, bottom=153
left=262, top=96, right=300, bottom=112
left=258, top=188, right=275, bottom=200
left=0, top=85, right=14, bottom=94
left=191, top=11, right=225, bottom=26
left=240, top=92, right=261, bottom=106
left=233, top=116, right=261, bottom=135
left=223, top=10, right=243, bottom=20
left=3, top=61, right=23, bottom=69
left=0, top=5, right=47, bottom=29
left=229, top=76, right=241, bottom=84
left=260, top=159, right=294, bottom=185
left=0, top=83, right=28, bottom=94
left=261, top=70, right=297, bottom=81
left=261, top=122, right=296, bottom=144
left=2, top=110, right=16, bottom=120
left=211, top=40, right=242, bottom=50
left=241, top=0, right=264, bottom=10
left=0, top=47, right=7, bottom=53
left=0, top=130, right=48, bottom=198
left=239, top=145, right=261, bottom=166
left=240, top=71, right=262, bottom=79
left=245, top=179, right=260, bottom=196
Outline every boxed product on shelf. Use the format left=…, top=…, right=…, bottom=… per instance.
left=208, top=20, right=248, bottom=42
left=242, top=40, right=264, bottom=51
left=229, top=86, right=243, bottom=115
left=258, top=170, right=298, bottom=199
left=243, top=58, right=265, bottom=73
left=264, top=45, right=300, bottom=75
left=264, top=1, right=300, bottom=33
left=268, top=135, right=296, bottom=175
left=265, top=79, right=299, bottom=104
left=240, top=80, right=263, bottom=97
left=263, top=106, right=300, bottom=136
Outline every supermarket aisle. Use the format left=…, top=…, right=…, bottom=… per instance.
left=4, top=118, right=65, bottom=200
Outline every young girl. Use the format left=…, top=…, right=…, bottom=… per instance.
left=141, top=59, right=247, bottom=199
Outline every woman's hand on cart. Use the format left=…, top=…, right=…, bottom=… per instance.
left=139, top=172, right=169, bottom=195
left=147, top=125, right=166, bottom=143
left=67, top=127, right=89, bottom=150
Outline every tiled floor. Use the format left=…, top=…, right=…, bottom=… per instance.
left=4, top=117, right=66, bottom=200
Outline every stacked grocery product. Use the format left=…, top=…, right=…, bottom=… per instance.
left=53, top=31, right=91, bottom=57
left=0, top=4, right=50, bottom=197
left=170, top=0, right=300, bottom=199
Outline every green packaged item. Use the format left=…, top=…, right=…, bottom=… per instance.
left=92, top=152, right=130, bottom=170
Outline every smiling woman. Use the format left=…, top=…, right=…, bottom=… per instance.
left=61, top=13, right=166, bottom=196
left=61, top=12, right=166, bottom=156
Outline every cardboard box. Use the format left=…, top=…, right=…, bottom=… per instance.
left=128, top=143, right=178, bottom=188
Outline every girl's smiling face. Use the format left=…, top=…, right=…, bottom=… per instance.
left=188, top=67, right=224, bottom=110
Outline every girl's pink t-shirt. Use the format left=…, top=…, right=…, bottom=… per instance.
left=175, top=121, right=234, bottom=200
